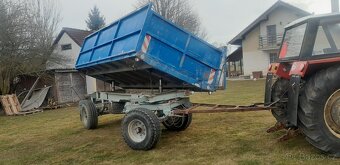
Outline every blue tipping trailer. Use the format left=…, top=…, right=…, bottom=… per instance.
left=76, top=4, right=226, bottom=92
left=76, top=4, right=229, bottom=151
left=74, top=4, right=279, bottom=152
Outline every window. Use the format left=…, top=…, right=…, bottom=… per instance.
left=280, top=23, right=307, bottom=58
left=61, top=44, right=72, bottom=51
left=267, top=25, right=277, bottom=46
left=313, top=22, right=340, bottom=56
left=269, top=53, right=278, bottom=63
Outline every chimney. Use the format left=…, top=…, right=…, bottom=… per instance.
left=332, top=0, right=339, bottom=13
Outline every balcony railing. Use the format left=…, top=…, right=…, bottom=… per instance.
left=259, top=35, right=283, bottom=50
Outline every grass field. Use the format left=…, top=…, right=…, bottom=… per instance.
left=0, top=80, right=339, bottom=165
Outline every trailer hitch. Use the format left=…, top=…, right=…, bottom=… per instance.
left=172, top=102, right=302, bottom=142
left=172, top=103, right=274, bottom=115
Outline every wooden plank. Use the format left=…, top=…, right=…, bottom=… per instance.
left=8, top=95, right=19, bottom=114
left=0, top=96, right=14, bottom=116
left=15, top=109, right=43, bottom=116
left=12, top=94, right=22, bottom=112
left=1, top=94, right=42, bottom=116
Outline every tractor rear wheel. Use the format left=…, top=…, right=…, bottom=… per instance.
left=298, top=65, right=340, bottom=157
left=271, top=78, right=289, bottom=123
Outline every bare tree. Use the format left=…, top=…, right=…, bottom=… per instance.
left=136, top=0, right=207, bottom=39
left=0, top=0, right=61, bottom=95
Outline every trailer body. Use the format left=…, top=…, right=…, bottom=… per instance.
left=75, top=4, right=226, bottom=92
left=76, top=4, right=228, bottom=151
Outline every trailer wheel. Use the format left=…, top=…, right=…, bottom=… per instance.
left=79, top=100, right=98, bottom=129
left=163, top=114, right=192, bottom=131
left=122, top=108, right=161, bottom=150
left=298, top=65, right=340, bottom=157
left=271, top=78, right=289, bottom=123
left=163, top=103, right=193, bottom=131
left=110, top=102, right=125, bottom=114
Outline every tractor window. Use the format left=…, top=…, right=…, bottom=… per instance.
left=279, top=24, right=307, bottom=59
left=330, top=23, right=340, bottom=48
left=313, top=22, right=340, bottom=56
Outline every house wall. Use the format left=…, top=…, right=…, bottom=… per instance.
left=47, top=33, right=88, bottom=103
left=49, top=32, right=112, bottom=96
left=48, top=33, right=81, bottom=70
left=242, top=26, right=269, bottom=76
left=86, top=76, right=97, bottom=94
left=241, top=7, right=307, bottom=76
left=259, top=7, right=304, bottom=36
left=86, top=76, right=112, bottom=94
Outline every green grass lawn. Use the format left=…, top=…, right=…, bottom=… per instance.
left=0, top=80, right=339, bottom=165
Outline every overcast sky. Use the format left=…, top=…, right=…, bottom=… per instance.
left=58, top=0, right=332, bottom=45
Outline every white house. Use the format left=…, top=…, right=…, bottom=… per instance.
left=48, top=27, right=110, bottom=103
left=228, top=1, right=310, bottom=78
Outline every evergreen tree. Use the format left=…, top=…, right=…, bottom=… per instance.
left=86, top=6, right=105, bottom=31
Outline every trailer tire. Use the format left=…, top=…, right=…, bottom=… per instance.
left=163, top=114, right=192, bottom=131
left=110, top=102, right=125, bottom=114
left=163, top=103, right=193, bottom=131
left=298, top=65, right=340, bottom=157
left=79, top=100, right=98, bottom=129
left=271, top=78, right=289, bottom=123
left=122, top=108, right=161, bottom=150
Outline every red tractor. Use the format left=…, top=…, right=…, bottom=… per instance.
left=265, top=13, right=340, bottom=156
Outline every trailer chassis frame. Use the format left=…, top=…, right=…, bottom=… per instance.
left=89, top=90, right=274, bottom=118
left=90, top=91, right=191, bottom=117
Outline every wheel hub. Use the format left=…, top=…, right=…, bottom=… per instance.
left=128, top=119, right=147, bottom=143
left=331, top=100, right=340, bottom=128
left=324, top=89, right=340, bottom=138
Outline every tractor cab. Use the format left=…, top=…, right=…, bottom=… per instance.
left=268, top=13, right=340, bottom=79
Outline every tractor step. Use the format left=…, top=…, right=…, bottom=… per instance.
left=278, top=128, right=301, bottom=142
left=267, top=122, right=301, bottom=141
left=266, top=122, right=286, bottom=133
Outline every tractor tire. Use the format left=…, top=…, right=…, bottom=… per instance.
left=122, top=108, right=161, bottom=150
left=298, top=65, right=340, bottom=157
left=79, top=100, right=98, bottom=129
left=271, top=78, right=289, bottom=123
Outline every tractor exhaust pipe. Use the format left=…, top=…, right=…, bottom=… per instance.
left=331, top=0, right=339, bottom=13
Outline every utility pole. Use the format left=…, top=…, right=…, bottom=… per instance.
left=331, top=0, right=339, bottom=13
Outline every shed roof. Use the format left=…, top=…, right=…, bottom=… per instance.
left=227, top=47, right=242, bottom=62
left=228, top=1, right=310, bottom=45
left=54, top=27, right=92, bottom=46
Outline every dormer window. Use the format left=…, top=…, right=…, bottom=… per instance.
left=61, top=44, right=72, bottom=51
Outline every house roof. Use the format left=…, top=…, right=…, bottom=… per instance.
left=228, top=1, right=310, bottom=45
left=53, top=27, right=92, bottom=46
